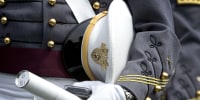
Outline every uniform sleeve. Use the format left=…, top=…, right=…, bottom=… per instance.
left=116, top=0, right=181, bottom=99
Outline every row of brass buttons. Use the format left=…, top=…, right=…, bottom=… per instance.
left=0, top=0, right=8, bottom=45
left=2, top=37, right=55, bottom=48
left=1, top=16, right=56, bottom=48
left=0, top=0, right=9, bottom=46
left=0, top=0, right=101, bottom=10
left=0, top=0, right=61, bottom=7
left=0, top=0, right=58, bottom=48
left=46, top=0, right=101, bottom=48
left=47, top=0, right=56, bottom=48
left=0, top=0, right=56, bottom=7
left=1, top=0, right=101, bottom=47
left=48, top=0, right=101, bottom=10
left=1, top=17, right=56, bottom=27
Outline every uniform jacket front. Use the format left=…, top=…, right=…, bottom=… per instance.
left=0, top=0, right=111, bottom=77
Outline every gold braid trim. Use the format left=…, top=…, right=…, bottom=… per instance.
left=82, top=11, right=108, bottom=80
left=177, top=0, right=200, bottom=5
left=118, top=74, right=168, bottom=88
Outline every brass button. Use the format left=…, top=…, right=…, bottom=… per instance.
left=197, top=76, right=200, bottom=82
left=47, top=40, right=55, bottom=48
left=161, top=72, right=169, bottom=79
left=4, top=37, right=11, bottom=45
left=0, top=0, right=5, bottom=6
left=48, top=0, right=56, bottom=6
left=1, top=16, right=7, bottom=24
left=48, top=18, right=56, bottom=27
left=93, top=1, right=100, bottom=10
left=196, top=90, right=200, bottom=97
left=155, top=85, right=162, bottom=92
left=146, top=97, right=151, bottom=100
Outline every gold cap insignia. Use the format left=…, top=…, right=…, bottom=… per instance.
left=91, top=43, right=108, bottom=70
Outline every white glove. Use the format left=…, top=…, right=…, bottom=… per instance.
left=73, top=81, right=126, bottom=100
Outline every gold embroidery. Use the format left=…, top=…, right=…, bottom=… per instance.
left=177, top=0, right=200, bottom=5
left=91, top=43, right=109, bottom=70
left=166, top=56, right=172, bottom=64
left=119, top=75, right=168, bottom=81
left=118, top=74, right=169, bottom=88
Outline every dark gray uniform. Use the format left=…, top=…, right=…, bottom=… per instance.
left=166, top=0, right=200, bottom=100
left=116, top=0, right=180, bottom=100
left=0, top=0, right=180, bottom=100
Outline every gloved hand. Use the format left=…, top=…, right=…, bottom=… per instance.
left=73, top=81, right=126, bottom=100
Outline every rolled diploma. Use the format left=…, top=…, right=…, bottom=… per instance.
left=15, top=70, right=81, bottom=100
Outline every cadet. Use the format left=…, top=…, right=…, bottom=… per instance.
left=0, top=0, right=180, bottom=100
